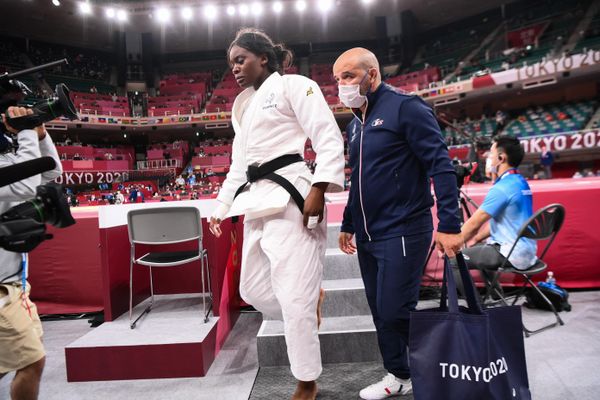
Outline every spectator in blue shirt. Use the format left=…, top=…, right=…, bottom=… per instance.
left=460, top=135, right=537, bottom=296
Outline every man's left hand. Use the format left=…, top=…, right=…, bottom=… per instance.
left=435, top=232, right=464, bottom=258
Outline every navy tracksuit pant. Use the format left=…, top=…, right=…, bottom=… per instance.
left=357, top=231, right=433, bottom=379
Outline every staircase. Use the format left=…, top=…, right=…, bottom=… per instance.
left=256, top=222, right=382, bottom=367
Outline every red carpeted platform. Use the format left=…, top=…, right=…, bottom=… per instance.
left=59, top=200, right=242, bottom=381
left=326, top=177, right=600, bottom=288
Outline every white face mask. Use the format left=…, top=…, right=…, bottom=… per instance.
left=490, top=162, right=499, bottom=175
left=490, top=153, right=503, bottom=175
left=338, top=72, right=370, bottom=108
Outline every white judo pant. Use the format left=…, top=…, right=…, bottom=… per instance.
left=240, top=202, right=326, bottom=381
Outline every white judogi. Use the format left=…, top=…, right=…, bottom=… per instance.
left=211, top=72, right=345, bottom=381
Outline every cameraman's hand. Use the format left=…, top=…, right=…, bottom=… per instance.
left=35, top=124, right=47, bottom=140
left=1, top=107, right=34, bottom=134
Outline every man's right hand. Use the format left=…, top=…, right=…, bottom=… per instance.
left=209, top=216, right=222, bottom=238
left=339, top=232, right=356, bottom=255
left=1, top=107, right=35, bottom=134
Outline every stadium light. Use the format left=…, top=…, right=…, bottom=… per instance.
left=116, top=9, right=128, bottom=22
left=239, top=3, right=249, bottom=16
left=105, top=7, right=116, bottom=19
left=226, top=5, right=236, bottom=16
left=295, top=0, right=306, bottom=13
left=272, top=1, right=283, bottom=13
left=78, top=1, right=91, bottom=15
left=181, top=7, right=193, bottom=20
left=361, top=0, right=375, bottom=4
left=52, top=0, right=60, bottom=6
left=156, top=7, right=171, bottom=23
left=318, top=0, right=334, bottom=13
left=251, top=2, right=264, bottom=16
left=204, top=4, right=218, bottom=20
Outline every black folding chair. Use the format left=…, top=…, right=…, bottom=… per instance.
left=483, top=203, right=566, bottom=337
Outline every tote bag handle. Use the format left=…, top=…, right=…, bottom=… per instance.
left=440, top=252, right=484, bottom=314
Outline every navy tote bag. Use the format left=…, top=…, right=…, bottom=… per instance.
left=409, top=253, right=531, bottom=400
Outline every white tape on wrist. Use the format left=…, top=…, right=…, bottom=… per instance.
left=307, top=215, right=319, bottom=229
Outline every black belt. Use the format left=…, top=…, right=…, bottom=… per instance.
left=232, top=154, right=305, bottom=222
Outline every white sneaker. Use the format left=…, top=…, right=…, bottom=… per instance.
left=359, top=373, right=412, bottom=399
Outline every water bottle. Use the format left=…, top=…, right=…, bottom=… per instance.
left=545, top=271, right=556, bottom=286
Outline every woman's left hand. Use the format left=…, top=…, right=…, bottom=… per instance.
left=303, top=183, right=327, bottom=227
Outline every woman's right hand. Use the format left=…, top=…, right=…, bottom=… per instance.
left=209, top=217, right=222, bottom=238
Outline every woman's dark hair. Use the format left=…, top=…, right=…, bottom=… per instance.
left=494, top=135, right=525, bottom=167
left=227, top=28, right=293, bottom=74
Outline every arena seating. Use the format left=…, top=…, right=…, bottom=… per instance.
left=143, top=140, right=191, bottom=170
left=309, top=64, right=341, bottom=105
left=415, top=12, right=502, bottom=78
left=204, top=72, right=240, bottom=113
left=150, top=72, right=212, bottom=116
left=455, top=0, right=591, bottom=81
left=56, top=144, right=135, bottom=171
left=26, top=40, right=116, bottom=94
left=0, top=38, right=26, bottom=71
left=440, top=99, right=599, bottom=144
left=504, top=100, right=598, bottom=137
left=71, top=91, right=130, bottom=116
left=28, top=40, right=111, bottom=81
left=147, top=94, right=202, bottom=117
left=385, top=67, right=442, bottom=92
left=442, top=117, right=498, bottom=143
left=572, top=8, right=600, bottom=53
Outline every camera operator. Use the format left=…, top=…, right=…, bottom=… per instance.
left=0, top=106, right=62, bottom=400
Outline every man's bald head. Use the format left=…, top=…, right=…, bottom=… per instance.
left=333, top=47, right=382, bottom=94
left=334, top=47, right=380, bottom=72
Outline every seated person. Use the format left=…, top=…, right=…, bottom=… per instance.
left=459, top=136, right=537, bottom=297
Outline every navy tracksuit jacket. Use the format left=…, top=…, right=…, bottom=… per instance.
left=341, top=83, right=461, bottom=240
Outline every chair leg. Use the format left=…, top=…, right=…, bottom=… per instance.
left=149, top=266, right=154, bottom=308
left=509, top=284, right=529, bottom=306
left=129, top=257, right=134, bottom=327
left=204, top=251, right=212, bottom=301
left=482, top=270, right=508, bottom=308
left=201, top=250, right=213, bottom=323
left=130, top=266, right=154, bottom=329
left=201, top=254, right=207, bottom=323
left=521, top=275, right=564, bottom=337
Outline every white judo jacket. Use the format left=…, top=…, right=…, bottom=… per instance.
left=212, top=72, right=345, bottom=221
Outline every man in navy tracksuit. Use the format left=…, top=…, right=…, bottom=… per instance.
left=334, top=48, right=463, bottom=400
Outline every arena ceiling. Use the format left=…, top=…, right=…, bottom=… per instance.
left=1, top=0, right=516, bottom=54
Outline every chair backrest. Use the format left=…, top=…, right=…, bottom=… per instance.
left=127, top=206, right=202, bottom=245
left=505, top=203, right=566, bottom=264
